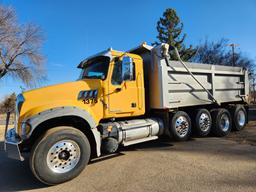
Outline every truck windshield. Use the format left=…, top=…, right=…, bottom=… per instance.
left=79, top=57, right=110, bottom=80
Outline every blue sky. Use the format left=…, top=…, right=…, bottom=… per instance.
left=0, top=0, right=256, bottom=99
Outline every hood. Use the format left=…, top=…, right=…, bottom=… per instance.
left=20, top=79, right=102, bottom=117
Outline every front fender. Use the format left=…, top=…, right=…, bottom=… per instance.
left=22, top=106, right=101, bottom=156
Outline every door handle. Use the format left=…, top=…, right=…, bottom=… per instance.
left=115, top=88, right=122, bottom=92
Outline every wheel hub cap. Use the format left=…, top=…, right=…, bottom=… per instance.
left=58, top=150, right=70, bottom=161
left=199, top=113, right=210, bottom=132
left=238, top=110, right=245, bottom=127
left=47, top=140, right=81, bottom=173
left=175, top=116, right=189, bottom=137
left=220, top=114, right=230, bottom=132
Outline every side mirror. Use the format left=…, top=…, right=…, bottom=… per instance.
left=121, top=56, right=134, bottom=81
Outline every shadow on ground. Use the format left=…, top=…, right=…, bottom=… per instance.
left=249, top=106, right=256, bottom=121
left=0, top=142, right=46, bottom=192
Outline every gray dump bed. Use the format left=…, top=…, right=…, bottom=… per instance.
left=130, top=44, right=249, bottom=109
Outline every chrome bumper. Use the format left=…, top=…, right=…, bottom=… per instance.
left=4, top=128, right=24, bottom=161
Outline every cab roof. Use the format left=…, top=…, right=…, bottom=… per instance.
left=78, top=43, right=151, bottom=68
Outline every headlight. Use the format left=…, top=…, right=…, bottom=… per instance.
left=21, top=122, right=31, bottom=139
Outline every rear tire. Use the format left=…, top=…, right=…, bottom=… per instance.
left=193, top=108, right=212, bottom=137
left=230, top=105, right=247, bottom=131
left=169, top=111, right=191, bottom=141
left=211, top=108, right=232, bottom=137
left=30, top=126, right=91, bottom=185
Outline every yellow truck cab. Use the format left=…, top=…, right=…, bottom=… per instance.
left=4, top=43, right=249, bottom=185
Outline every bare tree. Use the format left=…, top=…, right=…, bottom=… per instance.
left=192, top=38, right=256, bottom=103
left=0, top=5, right=45, bottom=86
left=192, top=38, right=255, bottom=75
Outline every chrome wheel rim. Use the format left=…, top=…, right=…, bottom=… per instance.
left=238, top=110, right=245, bottom=127
left=220, top=114, right=230, bottom=132
left=46, top=140, right=81, bottom=173
left=175, top=116, right=189, bottom=137
left=199, top=113, right=210, bottom=132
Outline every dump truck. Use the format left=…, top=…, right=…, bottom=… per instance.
left=4, top=43, right=249, bottom=185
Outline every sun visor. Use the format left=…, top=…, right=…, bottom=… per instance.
left=77, top=49, right=112, bottom=68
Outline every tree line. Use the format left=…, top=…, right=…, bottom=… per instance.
left=154, top=8, right=255, bottom=76
left=154, top=8, right=255, bottom=103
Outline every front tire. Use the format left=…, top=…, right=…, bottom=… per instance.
left=30, top=126, right=91, bottom=185
left=169, top=111, right=191, bottom=141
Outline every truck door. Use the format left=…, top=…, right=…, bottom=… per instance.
left=108, top=56, right=140, bottom=116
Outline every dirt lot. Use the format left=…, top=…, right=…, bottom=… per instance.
left=0, top=109, right=256, bottom=192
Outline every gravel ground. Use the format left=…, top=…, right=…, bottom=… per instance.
left=0, top=109, right=255, bottom=192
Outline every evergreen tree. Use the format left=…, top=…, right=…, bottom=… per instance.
left=154, top=8, right=196, bottom=61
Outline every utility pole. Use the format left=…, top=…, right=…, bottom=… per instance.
left=227, top=44, right=239, bottom=66
left=253, top=76, right=256, bottom=104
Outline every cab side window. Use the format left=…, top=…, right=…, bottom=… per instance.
left=111, top=59, right=136, bottom=85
